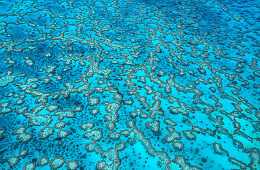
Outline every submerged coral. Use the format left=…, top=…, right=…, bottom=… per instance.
left=0, top=0, right=259, bottom=169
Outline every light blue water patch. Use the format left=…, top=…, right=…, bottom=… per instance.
left=119, top=141, right=161, bottom=169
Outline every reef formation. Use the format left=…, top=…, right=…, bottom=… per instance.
left=0, top=0, right=259, bottom=169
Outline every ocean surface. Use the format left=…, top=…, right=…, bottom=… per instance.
left=0, top=0, right=259, bottom=169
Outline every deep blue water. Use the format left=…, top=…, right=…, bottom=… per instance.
left=0, top=0, right=259, bottom=169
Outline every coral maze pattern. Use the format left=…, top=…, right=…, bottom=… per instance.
left=0, top=0, right=259, bottom=169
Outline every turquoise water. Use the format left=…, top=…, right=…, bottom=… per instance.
left=0, top=0, right=259, bottom=169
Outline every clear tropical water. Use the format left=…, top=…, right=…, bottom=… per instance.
left=0, top=0, right=259, bottom=169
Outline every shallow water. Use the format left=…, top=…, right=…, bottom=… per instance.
left=0, top=0, right=259, bottom=169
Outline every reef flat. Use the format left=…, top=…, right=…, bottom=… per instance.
left=0, top=0, right=259, bottom=169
